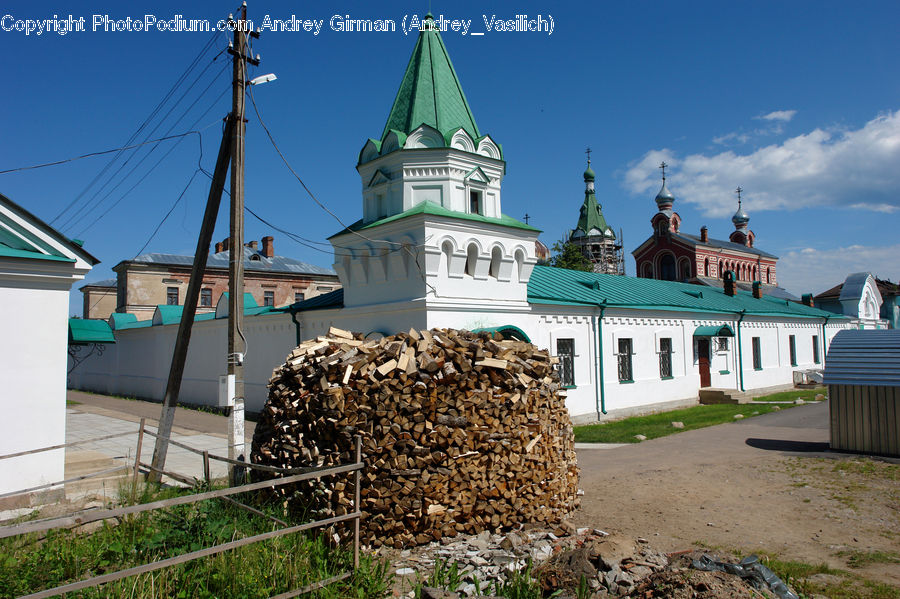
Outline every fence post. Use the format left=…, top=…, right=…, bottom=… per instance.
left=131, top=418, right=146, bottom=503
left=202, top=450, right=210, bottom=486
left=353, top=434, right=361, bottom=570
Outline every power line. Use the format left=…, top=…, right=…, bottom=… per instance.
left=133, top=169, right=203, bottom=258
left=51, top=32, right=221, bottom=226
left=62, top=61, right=230, bottom=233
left=82, top=168, right=202, bottom=318
left=72, top=84, right=230, bottom=236
left=0, top=132, right=202, bottom=175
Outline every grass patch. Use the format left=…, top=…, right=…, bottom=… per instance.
left=835, top=549, right=900, bottom=569
left=0, top=482, right=390, bottom=598
left=574, top=402, right=793, bottom=443
left=65, top=399, right=80, bottom=406
left=745, top=551, right=900, bottom=599
left=751, top=388, right=826, bottom=402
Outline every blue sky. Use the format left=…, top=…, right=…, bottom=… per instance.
left=2, top=1, right=898, bottom=316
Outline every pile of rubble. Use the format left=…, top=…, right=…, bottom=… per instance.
left=390, top=527, right=784, bottom=598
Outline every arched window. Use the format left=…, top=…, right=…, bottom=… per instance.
left=704, top=258, right=710, bottom=277
left=752, top=265, right=757, bottom=281
left=719, top=260, right=724, bottom=278
left=641, top=262, right=652, bottom=278
left=766, top=267, right=772, bottom=284
left=660, top=254, right=676, bottom=281
left=465, top=243, right=478, bottom=276
left=513, top=249, right=525, bottom=282
left=489, top=246, right=502, bottom=279
left=441, top=240, right=453, bottom=275
left=679, top=258, right=692, bottom=281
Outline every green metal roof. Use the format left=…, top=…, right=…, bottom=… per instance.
left=109, top=313, right=137, bottom=329
left=218, top=292, right=259, bottom=309
left=694, top=324, right=735, bottom=337
left=117, top=319, right=153, bottom=330
left=0, top=245, right=75, bottom=262
left=1, top=192, right=99, bottom=265
left=329, top=201, right=539, bottom=239
left=574, top=188, right=613, bottom=239
left=528, top=265, right=841, bottom=318
left=154, top=305, right=184, bottom=325
left=472, top=325, right=532, bottom=343
left=382, top=15, right=480, bottom=142
left=277, top=288, right=344, bottom=313
left=69, top=318, right=115, bottom=344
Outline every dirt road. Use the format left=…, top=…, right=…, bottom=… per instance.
left=573, top=402, right=900, bottom=586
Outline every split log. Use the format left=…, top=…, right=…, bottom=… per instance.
left=250, top=327, right=579, bottom=549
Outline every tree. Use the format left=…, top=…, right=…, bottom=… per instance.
left=549, top=240, right=593, bottom=272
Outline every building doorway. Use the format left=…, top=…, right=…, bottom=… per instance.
left=697, top=338, right=711, bottom=388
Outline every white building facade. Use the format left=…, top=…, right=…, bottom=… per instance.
left=1, top=193, right=97, bottom=501
left=68, top=15, right=852, bottom=423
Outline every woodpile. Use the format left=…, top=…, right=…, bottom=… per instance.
left=250, top=326, right=579, bottom=548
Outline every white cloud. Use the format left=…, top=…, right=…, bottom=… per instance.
left=712, top=131, right=751, bottom=145
left=755, top=110, right=797, bottom=122
left=778, top=243, right=900, bottom=296
left=625, top=110, right=900, bottom=216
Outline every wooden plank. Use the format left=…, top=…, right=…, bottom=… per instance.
left=328, top=326, right=354, bottom=340
left=376, top=359, right=398, bottom=376
left=525, top=434, right=542, bottom=453
left=475, top=358, right=508, bottom=369
left=17, top=512, right=361, bottom=599
left=0, top=462, right=363, bottom=540
left=0, top=464, right=131, bottom=502
left=268, top=571, right=352, bottom=599
left=0, top=430, right=138, bottom=462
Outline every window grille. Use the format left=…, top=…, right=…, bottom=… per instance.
left=556, top=338, right=575, bottom=387
left=659, top=338, right=672, bottom=378
left=617, top=338, right=633, bottom=381
left=166, top=287, right=179, bottom=305
left=752, top=337, right=762, bottom=370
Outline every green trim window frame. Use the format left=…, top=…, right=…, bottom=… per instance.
left=812, top=335, right=820, bottom=364
left=617, top=338, right=634, bottom=382
left=200, top=288, right=212, bottom=307
left=752, top=336, right=762, bottom=370
left=788, top=334, right=797, bottom=366
left=166, top=286, right=179, bottom=306
left=556, top=338, right=575, bottom=387
left=658, top=337, right=673, bottom=379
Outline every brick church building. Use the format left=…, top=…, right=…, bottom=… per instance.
left=632, top=164, right=789, bottom=298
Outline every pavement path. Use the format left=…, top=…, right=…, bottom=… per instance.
left=64, top=390, right=256, bottom=494
left=572, top=401, right=900, bottom=578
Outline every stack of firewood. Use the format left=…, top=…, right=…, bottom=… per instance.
left=250, top=326, right=579, bottom=548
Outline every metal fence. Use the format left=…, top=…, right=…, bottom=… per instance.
left=0, top=422, right=363, bottom=599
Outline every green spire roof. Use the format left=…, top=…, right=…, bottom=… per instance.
left=381, top=16, right=481, bottom=141
left=574, top=183, right=613, bottom=239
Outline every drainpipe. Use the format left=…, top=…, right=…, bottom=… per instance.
left=821, top=315, right=831, bottom=361
left=593, top=303, right=608, bottom=418
left=288, top=307, right=303, bottom=346
left=736, top=310, right=746, bottom=392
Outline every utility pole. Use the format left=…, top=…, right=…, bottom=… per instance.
left=148, top=119, right=234, bottom=483
left=226, top=2, right=259, bottom=483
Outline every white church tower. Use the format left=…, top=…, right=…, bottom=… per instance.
left=330, top=14, right=539, bottom=315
